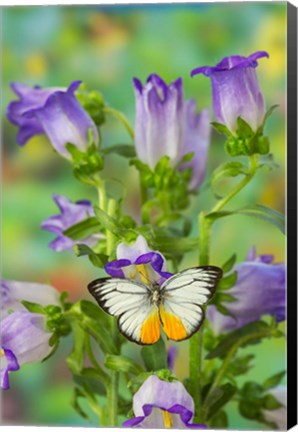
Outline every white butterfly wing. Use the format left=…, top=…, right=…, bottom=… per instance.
left=88, top=278, right=161, bottom=345
left=159, top=266, right=222, bottom=341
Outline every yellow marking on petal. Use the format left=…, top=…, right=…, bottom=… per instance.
left=136, top=264, right=151, bottom=285
left=160, top=305, right=188, bottom=341
left=0, top=349, right=5, bottom=357
left=162, top=411, right=173, bottom=428
left=140, top=308, right=160, bottom=344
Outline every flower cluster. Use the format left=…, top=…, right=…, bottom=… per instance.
left=4, top=49, right=286, bottom=430
left=1, top=280, right=60, bottom=389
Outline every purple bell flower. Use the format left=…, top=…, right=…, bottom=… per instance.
left=7, top=80, right=98, bottom=158
left=123, top=375, right=207, bottom=428
left=41, top=194, right=98, bottom=252
left=105, top=235, right=172, bottom=286
left=191, top=51, right=269, bottom=134
left=1, top=279, right=60, bottom=319
left=1, top=311, right=53, bottom=389
left=207, top=247, right=286, bottom=334
left=133, top=74, right=210, bottom=189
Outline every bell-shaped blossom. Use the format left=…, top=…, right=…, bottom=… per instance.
left=105, top=235, right=172, bottom=286
left=207, top=247, right=286, bottom=334
left=180, top=101, right=211, bottom=189
left=191, top=51, right=269, bottom=134
left=1, top=311, right=53, bottom=389
left=133, top=74, right=210, bottom=189
left=263, top=386, right=286, bottom=430
left=7, top=80, right=98, bottom=158
left=123, top=375, right=206, bottom=428
left=1, top=279, right=60, bottom=318
left=41, top=194, right=98, bottom=252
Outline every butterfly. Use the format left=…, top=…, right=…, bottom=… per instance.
left=88, top=265, right=222, bottom=345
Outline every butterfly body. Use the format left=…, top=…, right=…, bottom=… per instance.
left=88, top=266, right=222, bottom=345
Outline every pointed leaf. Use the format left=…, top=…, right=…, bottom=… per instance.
left=141, top=338, right=167, bottom=371
left=63, top=217, right=101, bottom=241
left=105, top=354, right=144, bottom=375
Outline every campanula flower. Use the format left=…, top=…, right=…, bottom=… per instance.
left=207, top=247, right=286, bottom=334
left=7, top=80, right=98, bottom=158
left=1, top=311, right=53, bottom=389
left=1, top=279, right=60, bottom=318
left=41, top=194, right=98, bottom=252
left=123, top=375, right=206, bottom=428
left=105, top=235, right=172, bottom=286
left=191, top=51, right=269, bottom=134
left=133, top=74, right=210, bottom=189
left=263, top=386, right=286, bottom=430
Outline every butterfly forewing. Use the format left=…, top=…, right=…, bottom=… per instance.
left=87, top=278, right=160, bottom=345
left=159, top=266, right=222, bottom=341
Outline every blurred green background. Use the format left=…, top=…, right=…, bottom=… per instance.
left=2, top=3, right=286, bottom=428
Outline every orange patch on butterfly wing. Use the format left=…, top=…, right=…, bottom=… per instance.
left=159, top=305, right=188, bottom=341
left=140, top=307, right=161, bottom=344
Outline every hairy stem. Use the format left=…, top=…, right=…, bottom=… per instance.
left=103, top=106, right=134, bottom=140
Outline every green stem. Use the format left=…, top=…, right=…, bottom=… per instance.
left=190, top=156, right=258, bottom=422
left=106, top=197, right=119, bottom=426
left=189, top=212, right=212, bottom=422
left=211, top=155, right=258, bottom=214
left=202, top=329, right=272, bottom=417
left=96, top=178, right=107, bottom=212
left=103, top=106, right=134, bottom=140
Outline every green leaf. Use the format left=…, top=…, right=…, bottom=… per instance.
left=236, top=204, right=285, bottom=234
left=127, top=372, right=153, bottom=393
left=105, top=354, right=144, bottom=375
left=261, top=105, right=279, bottom=129
left=206, top=204, right=285, bottom=234
left=261, top=394, right=283, bottom=410
left=66, top=323, right=86, bottom=374
left=178, top=151, right=195, bottom=165
left=153, top=236, right=198, bottom=256
left=206, top=383, right=237, bottom=420
left=103, top=144, right=136, bottom=158
left=74, top=367, right=108, bottom=393
left=72, top=387, right=89, bottom=420
left=226, top=354, right=255, bottom=377
left=94, top=206, right=126, bottom=238
left=63, top=217, right=101, bottom=241
left=221, top=254, right=237, bottom=274
left=209, top=410, right=228, bottom=428
left=217, top=271, right=237, bottom=290
left=206, top=321, right=280, bottom=360
left=21, top=300, right=46, bottom=314
left=263, top=371, right=286, bottom=390
left=70, top=300, right=119, bottom=354
left=236, top=116, right=254, bottom=138
left=141, top=338, right=167, bottom=371
left=211, top=122, right=234, bottom=138
left=73, top=243, right=108, bottom=268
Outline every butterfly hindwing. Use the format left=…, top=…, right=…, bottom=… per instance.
left=88, top=278, right=160, bottom=345
left=159, top=266, right=222, bottom=341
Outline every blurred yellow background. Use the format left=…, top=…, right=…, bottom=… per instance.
left=2, top=3, right=286, bottom=428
